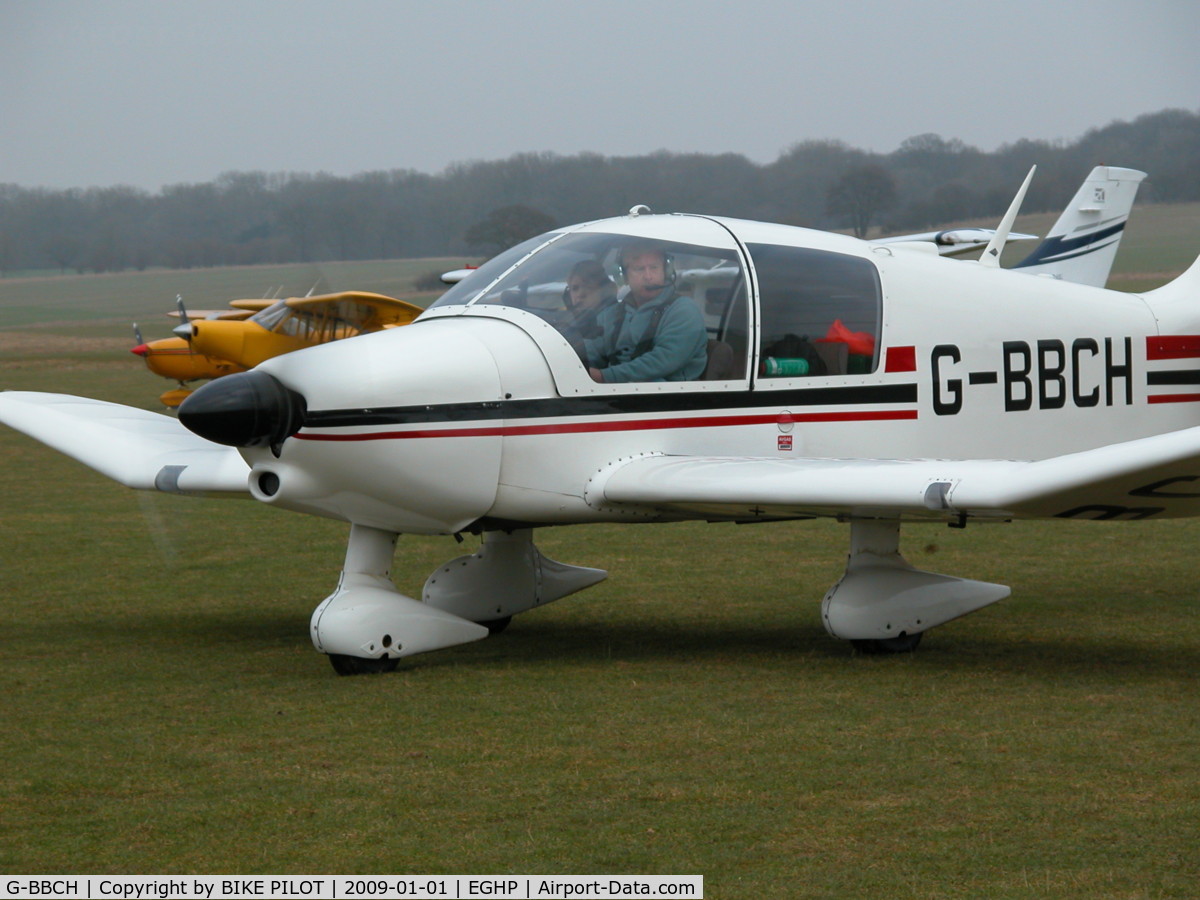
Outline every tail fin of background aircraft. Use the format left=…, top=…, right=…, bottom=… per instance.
left=1012, top=166, right=1146, bottom=287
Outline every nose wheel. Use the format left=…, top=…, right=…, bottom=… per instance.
left=479, top=616, right=512, bottom=634
left=850, top=632, right=923, bottom=655
left=329, top=654, right=401, bottom=675
left=311, top=524, right=490, bottom=675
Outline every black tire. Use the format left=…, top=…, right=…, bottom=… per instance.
left=478, top=616, right=512, bottom=635
left=328, top=654, right=400, bottom=675
left=851, top=632, right=923, bottom=655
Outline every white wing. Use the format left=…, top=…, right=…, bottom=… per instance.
left=0, top=391, right=250, bottom=495
left=589, top=426, right=1200, bottom=522
left=874, top=228, right=1038, bottom=258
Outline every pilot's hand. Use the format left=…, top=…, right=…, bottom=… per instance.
left=588, top=367, right=604, bottom=382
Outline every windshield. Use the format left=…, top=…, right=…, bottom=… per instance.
left=428, top=218, right=750, bottom=384
left=249, top=299, right=367, bottom=341
left=490, top=230, right=744, bottom=338
left=249, top=299, right=290, bottom=331
left=430, top=232, right=561, bottom=309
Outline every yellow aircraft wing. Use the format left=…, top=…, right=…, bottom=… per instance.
left=227, top=299, right=277, bottom=313
left=180, top=291, right=426, bottom=370
left=167, top=308, right=256, bottom=321
left=283, top=291, right=424, bottom=329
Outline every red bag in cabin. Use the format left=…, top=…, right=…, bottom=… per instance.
left=816, top=319, right=875, bottom=357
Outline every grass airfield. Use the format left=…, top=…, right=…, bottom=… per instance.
left=2, top=213, right=1200, bottom=896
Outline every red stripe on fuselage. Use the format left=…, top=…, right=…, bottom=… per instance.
left=294, top=409, right=918, bottom=442
left=1146, top=336, right=1200, bottom=360
left=1147, top=393, right=1200, bottom=404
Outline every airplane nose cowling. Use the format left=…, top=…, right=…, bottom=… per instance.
left=178, top=370, right=307, bottom=448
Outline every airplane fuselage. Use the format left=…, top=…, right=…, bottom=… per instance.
left=228, top=215, right=1200, bottom=534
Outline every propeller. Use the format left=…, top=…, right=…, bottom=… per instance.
left=172, top=294, right=194, bottom=340
left=178, top=370, right=307, bottom=452
left=131, top=322, right=150, bottom=358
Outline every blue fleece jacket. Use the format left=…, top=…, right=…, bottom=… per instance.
left=585, top=289, right=708, bottom=383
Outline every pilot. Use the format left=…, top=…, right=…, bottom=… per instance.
left=564, top=259, right=618, bottom=342
left=585, top=244, right=708, bottom=383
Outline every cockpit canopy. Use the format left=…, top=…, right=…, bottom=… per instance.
left=430, top=214, right=882, bottom=385
left=432, top=219, right=749, bottom=375
left=249, top=300, right=340, bottom=339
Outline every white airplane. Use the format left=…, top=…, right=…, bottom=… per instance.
left=2, top=186, right=1196, bottom=674
left=873, top=226, right=1038, bottom=257
left=1011, top=165, right=1146, bottom=286
left=873, top=165, right=1146, bottom=285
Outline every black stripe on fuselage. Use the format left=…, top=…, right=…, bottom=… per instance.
left=303, top=383, right=919, bottom=429
left=1147, top=370, right=1200, bottom=386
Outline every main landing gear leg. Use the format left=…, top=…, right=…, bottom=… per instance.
left=310, top=524, right=488, bottom=675
left=423, top=528, right=608, bottom=627
left=821, top=518, right=1009, bottom=654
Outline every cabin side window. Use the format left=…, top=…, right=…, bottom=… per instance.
left=749, top=244, right=882, bottom=377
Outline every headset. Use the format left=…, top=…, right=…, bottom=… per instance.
left=563, top=259, right=616, bottom=310
left=616, top=243, right=676, bottom=289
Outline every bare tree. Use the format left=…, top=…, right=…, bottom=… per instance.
left=465, top=205, right=556, bottom=255
left=826, top=165, right=898, bottom=238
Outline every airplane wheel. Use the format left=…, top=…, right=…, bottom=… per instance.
left=851, top=632, right=923, bottom=655
left=479, top=616, right=512, bottom=634
left=328, top=654, right=400, bottom=675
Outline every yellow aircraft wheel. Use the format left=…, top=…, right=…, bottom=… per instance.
left=159, top=387, right=194, bottom=408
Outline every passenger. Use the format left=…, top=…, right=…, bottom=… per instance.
left=564, top=259, right=618, bottom=342
left=585, top=244, right=708, bottom=383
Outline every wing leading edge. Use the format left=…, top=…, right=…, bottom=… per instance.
left=0, top=391, right=250, bottom=495
left=589, top=426, right=1200, bottom=522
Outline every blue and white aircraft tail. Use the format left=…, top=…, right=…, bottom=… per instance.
left=1012, top=165, right=1146, bottom=287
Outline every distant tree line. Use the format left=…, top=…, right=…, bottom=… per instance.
left=1, top=108, right=1197, bottom=276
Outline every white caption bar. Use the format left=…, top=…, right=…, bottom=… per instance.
left=3, top=876, right=703, bottom=899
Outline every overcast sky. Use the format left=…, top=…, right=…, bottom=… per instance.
left=2, top=0, right=1197, bottom=192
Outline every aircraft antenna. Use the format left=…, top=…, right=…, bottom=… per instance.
left=979, top=166, right=1036, bottom=268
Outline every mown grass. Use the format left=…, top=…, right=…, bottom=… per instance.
left=2, top=224, right=1200, bottom=895
left=0, top=257, right=463, bottom=335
